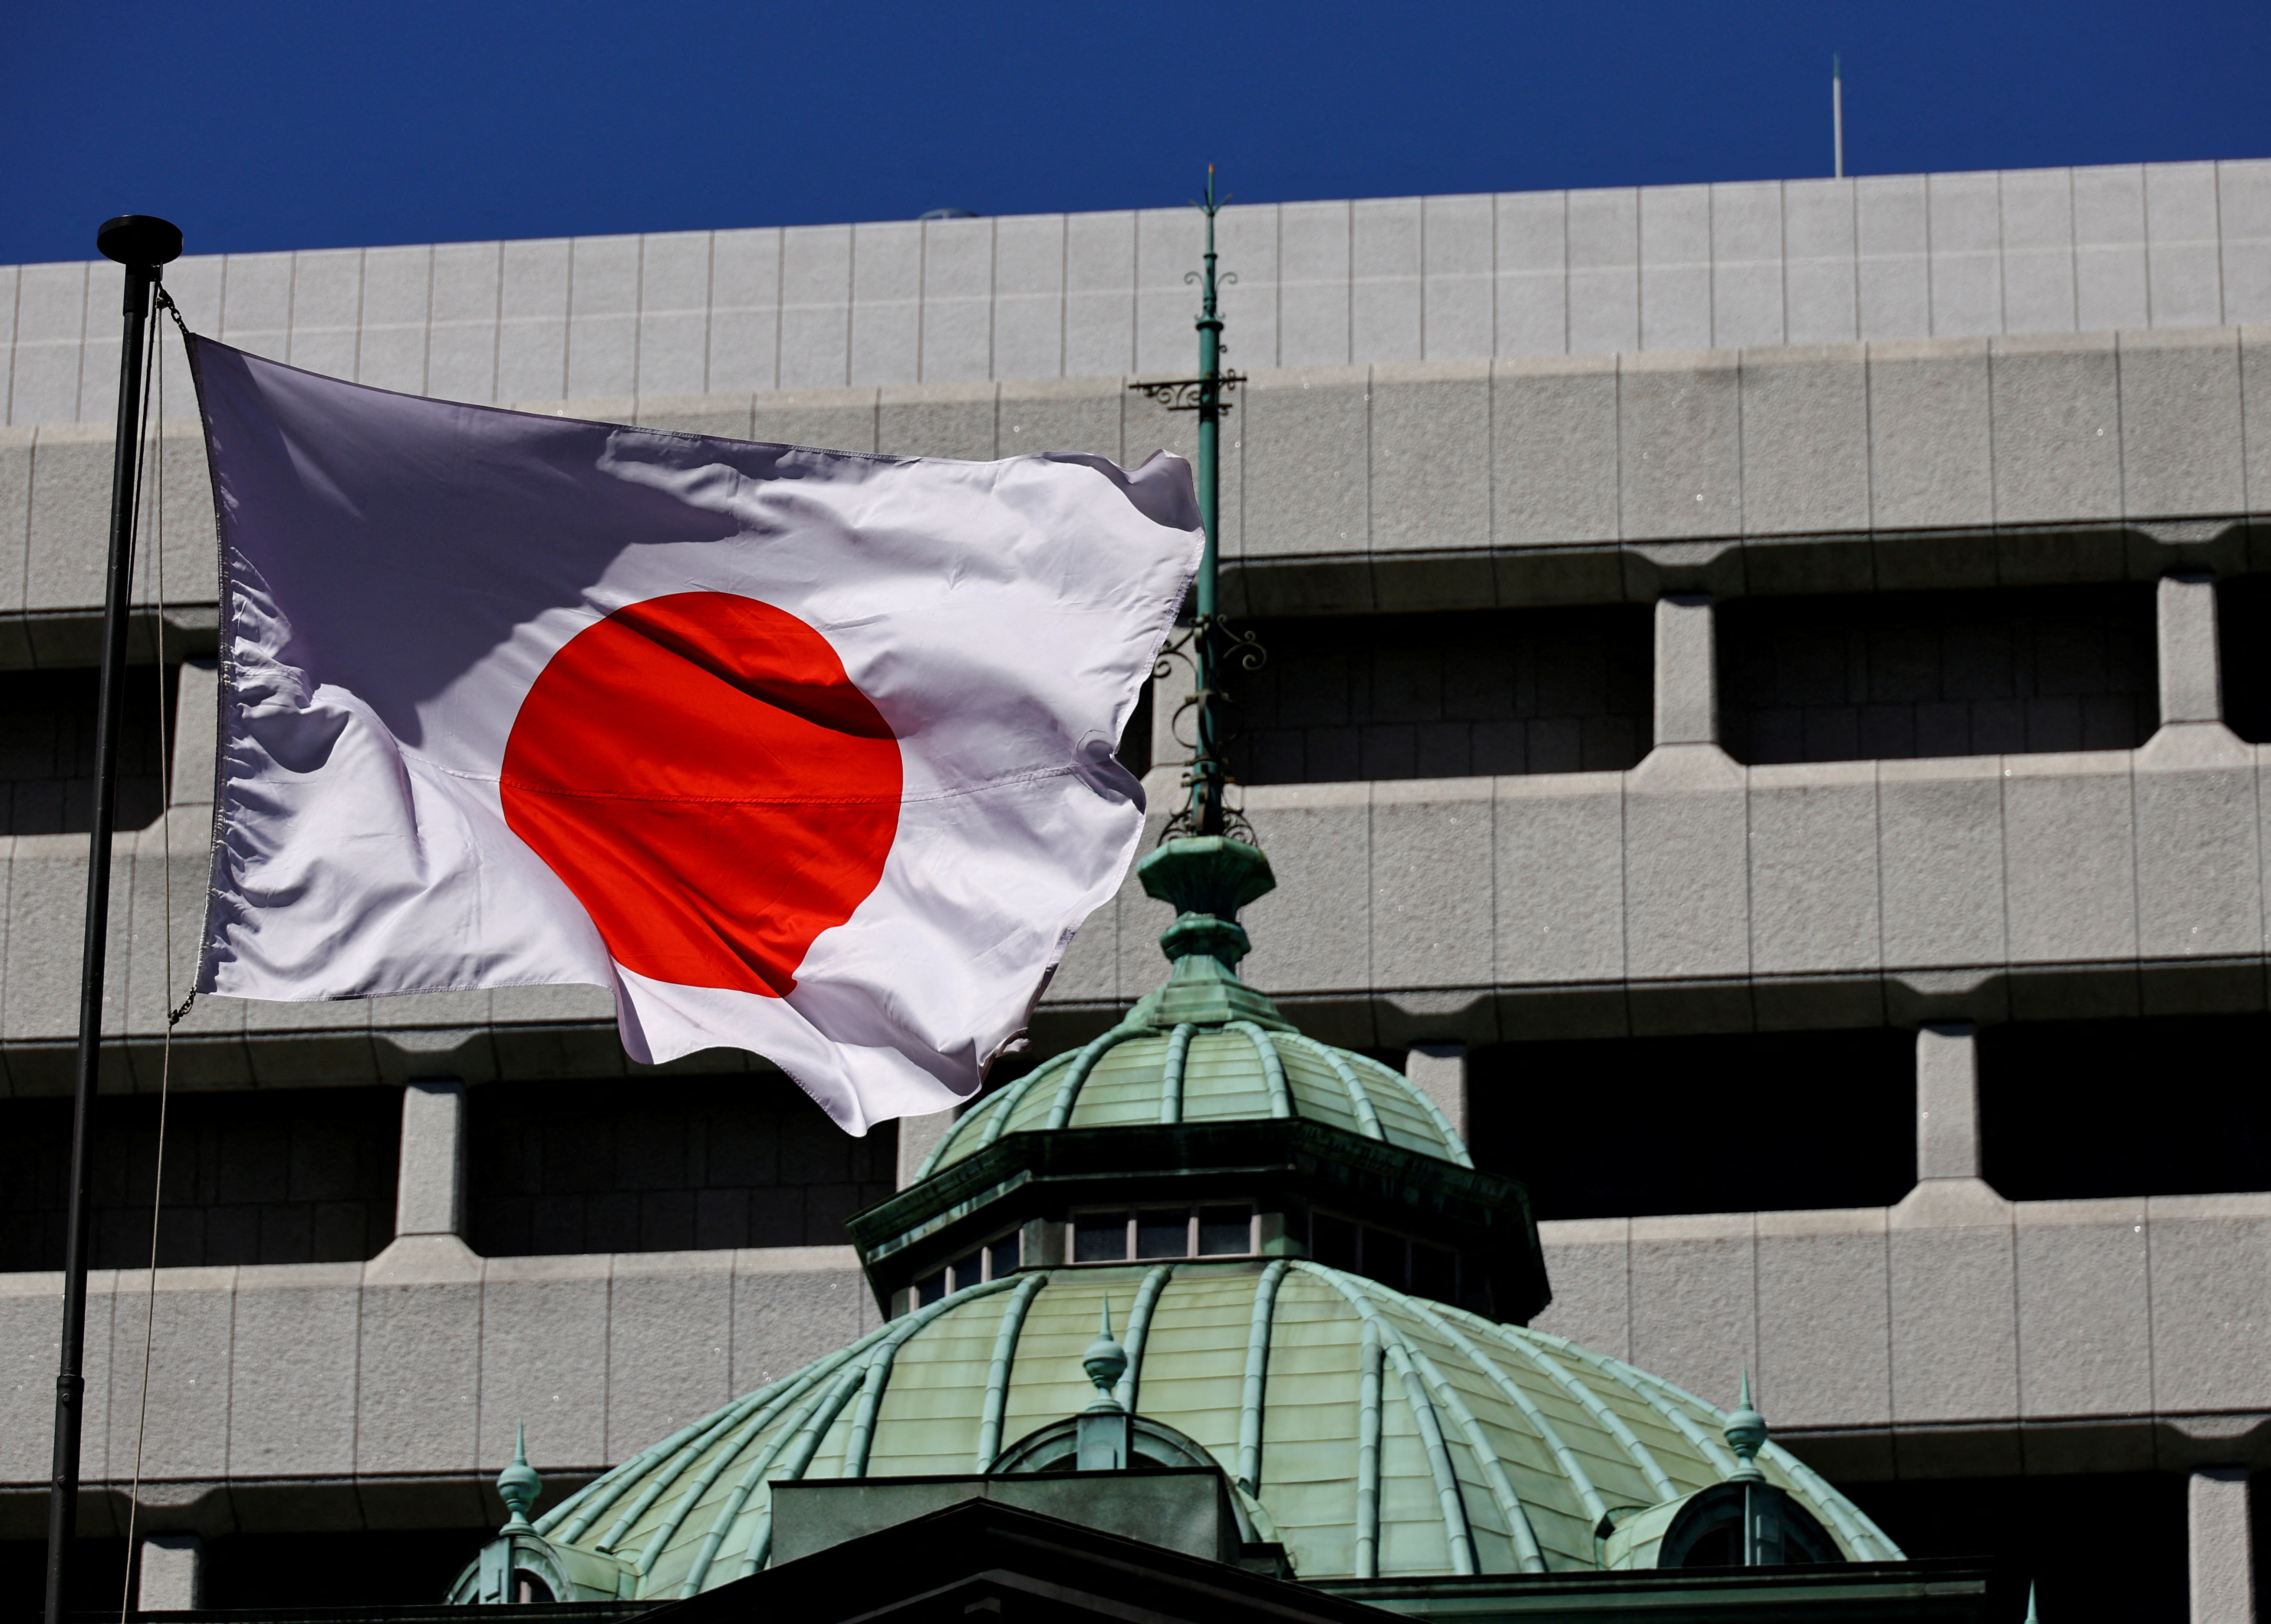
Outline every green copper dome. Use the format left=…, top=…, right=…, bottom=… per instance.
left=500, top=1260, right=1895, bottom=1601
left=926, top=835, right=1465, bottom=1176
left=920, top=1023, right=1468, bottom=1177
left=846, top=835, right=1546, bottom=1325
left=453, top=835, right=1900, bottom=1604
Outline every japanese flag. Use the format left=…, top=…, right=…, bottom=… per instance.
left=188, top=339, right=1198, bottom=1133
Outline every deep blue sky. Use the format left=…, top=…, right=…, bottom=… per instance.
left=5, top=0, right=2266, bottom=266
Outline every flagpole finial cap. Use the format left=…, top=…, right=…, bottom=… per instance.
left=97, top=216, right=183, bottom=269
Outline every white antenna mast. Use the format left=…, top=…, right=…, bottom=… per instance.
left=1832, top=54, right=1845, bottom=178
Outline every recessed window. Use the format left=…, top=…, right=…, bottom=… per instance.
left=1411, top=1241, right=1456, bottom=1302
left=1197, top=1206, right=1252, bottom=1256
left=0, top=664, right=180, bottom=836
left=1981, top=1014, right=2271, bottom=1200
left=2221, top=575, right=2271, bottom=743
left=1307, top=1210, right=1461, bottom=1301
left=1070, top=1205, right=1257, bottom=1263
left=1718, top=584, right=2157, bottom=765
left=914, top=1227, right=1022, bottom=1306
left=1073, top=1216, right=1129, bottom=1263
left=0, top=1086, right=399, bottom=1271
left=468, top=1074, right=897, bottom=1257
left=1468, top=1031, right=1916, bottom=1219
left=1230, top=607, right=1653, bottom=783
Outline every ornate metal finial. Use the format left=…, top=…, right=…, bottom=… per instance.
left=1131, top=167, right=1263, bottom=844
left=1123, top=836, right=1291, bottom=1031
left=497, top=1421, right=542, bottom=1533
left=2025, top=1582, right=2040, bottom=1624
left=1724, top=1370, right=1768, bottom=1484
left=1082, top=1299, right=1129, bottom=1413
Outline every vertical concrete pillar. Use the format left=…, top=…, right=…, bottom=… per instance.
left=1915, top=1022, right=1981, bottom=1182
left=396, top=1077, right=467, bottom=1237
left=138, top=1532, right=204, bottom=1611
left=2189, top=1466, right=2255, bottom=1624
left=1653, top=594, right=1718, bottom=747
left=1405, top=1042, right=1467, bottom=1141
left=2158, top=572, right=2223, bottom=727
left=896, top=1108, right=957, bottom=1190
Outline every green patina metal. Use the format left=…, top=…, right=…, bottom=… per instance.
left=497, top=1425, right=539, bottom=1534
left=974, top=1273, right=1049, bottom=1468
left=1128, top=170, right=1250, bottom=843
left=1114, top=1261, right=1175, bottom=1412
left=1355, top=1315, right=1384, bottom=1578
left=486, top=1261, right=1894, bottom=1598
left=1235, top=1258, right=1290, bottom=1491
left=1726, top=1369, right=1769, bottom=1482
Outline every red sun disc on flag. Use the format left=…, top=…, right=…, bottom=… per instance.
left=500, top=592, right=902, bottom=998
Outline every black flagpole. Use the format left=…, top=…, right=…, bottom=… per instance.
left=45, top=214, right=181, bottom=1624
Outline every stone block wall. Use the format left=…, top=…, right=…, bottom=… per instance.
left=465, top=1075, right=896, bottom=1257
left=1231, top=606, right=1652, bottom=784
left=2, top=181, right=2268, bottom=1597
left=1718, top=584, right=2159, bottom=764
left=11, top=161, right=2266, bottom=431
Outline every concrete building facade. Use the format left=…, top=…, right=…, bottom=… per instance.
left=3, top=158, right=2269, bottom=1617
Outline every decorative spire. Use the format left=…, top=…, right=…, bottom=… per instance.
left=1082, top=1299, right=1129, bottom=1414
left=1724, top=1371, right=1768, bottom=1484
left=1073, top=1299, right=1137, bottom=1470
left=1130, top=167, right=1256, bottom=845
left=2025, top=1582, right=2040, bottom=1624
left=1122, top=837, right=1291, bottom=1031
left=497, top=1422, right=542, bottom=1533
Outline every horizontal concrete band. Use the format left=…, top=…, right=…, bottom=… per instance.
left=3, top=1193, right=2264, bottom=1522
left=1536, top=1183, right=2271, bottom=1477
left=9, top=725, right=2271, bottom=1088
left=7, top=1475, right=608, bottom=1546
left=7, top=159, right=2267, bottom=430
left=4, top=329, right=2271, bottom=667
left=1056, top=731, right=2271, bottom=1035
left=0, top=1237, right=879, bottom=1524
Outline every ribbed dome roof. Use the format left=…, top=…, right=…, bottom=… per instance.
left=526, top=1261, right=1896, bottom=1600
left=920, top=835, right=1468, bottom=1178
left=468, top=835, right=1896, bottom=1608
left=920, top=1023, right=1470, bottom=1178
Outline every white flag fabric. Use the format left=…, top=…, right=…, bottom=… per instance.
left=188, top=339, right=1198, bottom=1133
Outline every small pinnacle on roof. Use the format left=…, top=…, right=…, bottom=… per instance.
left=1724, top=1370, right=1768, bottom=1483
left=1082, top=1299, right=1129, bottom=1413
left=497, top=1421, right=542, bottom=1533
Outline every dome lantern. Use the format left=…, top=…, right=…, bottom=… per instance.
left=844, top=835, right=1552, bottom=1325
